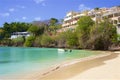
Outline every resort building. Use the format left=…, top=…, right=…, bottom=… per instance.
left=58, top=11, right=86, bottom=32
left=59, top=6, right=120, bottom=33
left=102, top=6, right=120, bottom=25
left=101, top=6, right=120, bottom=34
left=10, top=32, right=30, bottom=39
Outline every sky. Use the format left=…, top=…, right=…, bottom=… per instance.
left=0, top=0, right=120, bottom=27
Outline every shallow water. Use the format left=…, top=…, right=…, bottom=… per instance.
left=0, top=47, right=98, bottom=76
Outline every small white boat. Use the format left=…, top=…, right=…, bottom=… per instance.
left=58, top=49, right=64, bottom=52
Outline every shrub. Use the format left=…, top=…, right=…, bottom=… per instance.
left=41, top=34, right=53, bottom=47
left=12, top=37, right=24, bottom=46
left=24, top=36, right=35, bottom=47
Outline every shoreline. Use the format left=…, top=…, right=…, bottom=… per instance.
left=40, top=51, right=111, bottom=76
left=39, top=51, right=120, bottom=80
left=0, top=51, right=119, bottom=80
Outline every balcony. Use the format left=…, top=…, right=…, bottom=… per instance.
left=62, top=23, right=71, bottom=27
left=72, top=21, right=78, bottom=24
left=64, top=17, right=72, bottom=21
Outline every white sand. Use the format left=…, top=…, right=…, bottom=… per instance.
left=68, top=51, right=120, bottom=80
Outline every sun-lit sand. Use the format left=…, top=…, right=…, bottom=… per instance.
left=68, top=52, right=120, bottom=80
left=40, top=51, right=120, bottom=80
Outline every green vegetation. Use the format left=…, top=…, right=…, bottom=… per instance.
left=76, top=16, right=94, bottom=48
left=28, top=25, right=44, bottom=36
left=41, top=34, right=53, bottom=47
left=0, top=17, right=118, bottom=50
left=65, top=31, right=78, bottom=48
left=0, top=28, right=5, bottom=40
left=3, top=22, right=30, bottom=38
left=76, top=16, right=117, bottom=50
left=24, top=36, right=35, bottom=47
left=89, top=21, right=117, bottom=50
left=12, top=37, right=25, bottom=46
left=94, top=7, right=100, bottom=10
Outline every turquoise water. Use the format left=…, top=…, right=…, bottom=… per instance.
left=0, top=47, right=97, bottom=76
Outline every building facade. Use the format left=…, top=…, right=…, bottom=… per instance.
left=59, top=6, right=120, bottom=33
left=11, top=32, right=30, bottom=39
left=58, top=11, right=85, bottom=32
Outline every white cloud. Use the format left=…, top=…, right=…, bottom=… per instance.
left=9, top=8, right=15, bottom=12
left=33, top=0, right=46, bottom=6
left=17, top=5, right=26, bottom=9
left=78, top=4, right=91, bottom=11
left=42, top=3, right=46, bottom=6
left=34, top=0, right=45, bottom=4
left=22, top=17, right=27, bottom=20
left=34, top=17, right=41, bottom=21
left=0, top=12, right=10, bottom=17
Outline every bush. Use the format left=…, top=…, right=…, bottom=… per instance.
left=33, top=36, right=42, bottom=47
left=12, top=37, right=25, bottom=46
left=0, top=39, right=13, bottom=46
left=89, top=20, right=117, bottom=50
left=28, top=25, right=44, bottom=36
left=24, top=36, right=35, bottom=47
left=55, top=32, right=67, bottom=48
left=41, top=34, right=53, bottom=47
left=66, top=31, right=78, bottom=48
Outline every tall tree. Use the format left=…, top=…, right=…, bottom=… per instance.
left=0, top=28, right=5, bottom=39
left=76, top=16, right=94, bottom=48
left=89, top=19, right=117, bottom=50
left=49, top=18, right=58, bottom=26
left=28, top=25, right=44, bottom=36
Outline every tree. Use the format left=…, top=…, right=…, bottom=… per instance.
left=0, top=28, right=5, bottom=40
left=48, top=18, right=61, bottom=33
left=49, top=24, right=61, bottom=34
left=24, top=36, right=35, bottom=47
left=32, top=21, right=48, bottom=32
left=76, top=16, right=94, bottom=48
left=33, top=36, right=42, bottom=47
left=3, top=22, right=11, bottom=38
left=12, top=37, right=24, bottom=46
left=89, top=19, right=117, bottom=50
left=55, top=32, right=67, bottom=48
left=40, top=34, right=53, bottom=47
left=0, top=39, right=12, bottom=46
left=28, top=25, right=44, bottom=36
left=49, top=18, right=58, bottom=26
left=94, top=7, right=99, bottom=10
left=66, top=31, right=78, bottom=48
left=2, top=22, right=30, bottom=38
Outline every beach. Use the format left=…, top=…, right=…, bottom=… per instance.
left=40, top=51, right=120, bottom=80
left=0, top=51, right=120, bottom=80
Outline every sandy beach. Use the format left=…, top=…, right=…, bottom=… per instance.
left=40, top=51, right=120, bottom=80
left=1, top=51, right=120, bottom=80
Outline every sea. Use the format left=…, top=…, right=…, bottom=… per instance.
left=0, top=47, right=99, bottom=77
